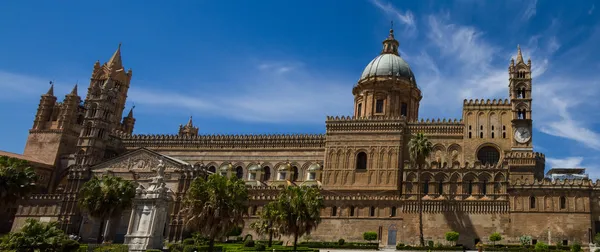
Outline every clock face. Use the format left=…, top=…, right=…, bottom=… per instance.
left=514, top=127, right=531, bottom=143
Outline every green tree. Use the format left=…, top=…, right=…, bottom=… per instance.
left=274, top=186, right=324, bottom=252
left=250, top=202, right=283, bottom=247
left=534, top=241, right=549, bottom=252
left=363, top=231, right=378, bottom=243
left=0, top=218, right=80, bottom=252
left=78, top=175, right=136, bottom=244
left=0, top=156, right=38, bottom=207
left=408, top=132, right=433, bottom=247
left=181, top=174, right=248, bottom=252
left=595, top=233, right=600, bottom=245
left=445, top=231, right=459, bottom=246
left=489, top=232, right=502, bottom=246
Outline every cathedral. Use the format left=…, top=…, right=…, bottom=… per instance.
left=3, top=28, right=599, bottom=248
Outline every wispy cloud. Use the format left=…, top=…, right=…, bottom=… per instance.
left=370, top=0, right=417, bottom=35
left=523, top=0, right=538, bottom=20
left=547, top=157, right=584, bottom=168
left=128, top=61, right=352, bottom=124
left=590, top=4, right=595, bottom=15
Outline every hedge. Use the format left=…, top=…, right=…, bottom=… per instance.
left=298, top=241, right=378, bottom=249
left=396, top=244, right=465, bottom=251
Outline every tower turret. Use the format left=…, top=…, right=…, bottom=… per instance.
left=32, top=82, right=57, bottom=130
left=121, top=106, right=136, bottom=135
left=178, top=116, right=199, bottom=137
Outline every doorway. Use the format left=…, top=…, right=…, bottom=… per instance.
left=388, top=224, right=397, bottom=246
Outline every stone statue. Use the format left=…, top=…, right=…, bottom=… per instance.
left=156, top=159, right=165, bottom=178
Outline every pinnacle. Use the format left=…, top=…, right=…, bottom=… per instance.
left=45, top=81, right=54, bottom=96
left=107, top=43, right=123, bottom=69
left=516, top=44, right=524, bottom=64
left=69, top=84, right=78, bottom=96
left=127, top=106, right=134, bottom=118
left=187, top=116, right=194, bottom=127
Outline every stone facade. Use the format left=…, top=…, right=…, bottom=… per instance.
left=3, top=28, right=598, bottom=249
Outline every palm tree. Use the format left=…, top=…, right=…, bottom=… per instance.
left=275, top=186, right=324, bottom=251
left=181, top=174, right=248, bottom=252
left=0, top=156, right=38, bottom=207
left=408, top=132, right=433, bottom=247
left=78, top=175, right=136, bottom=244
left=250, top=201, right=283, bottom=247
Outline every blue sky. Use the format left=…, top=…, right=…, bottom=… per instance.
left=1, top=0, right=599, bottom=176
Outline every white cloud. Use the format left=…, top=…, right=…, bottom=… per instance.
left=522, top=0, right=538, bottom=20
left=590, top=4, right=595, bottom=15
left=547, top=157, right=584, bottom=168
left=370, top=0, right=417, bottom=34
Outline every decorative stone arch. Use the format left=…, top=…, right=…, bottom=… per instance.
left=231, top=162, right=245, bottom=179
left=475, top=143, right=502, bottom=166
left=449, top=172, right=461, bottom=195
left=431, top=144, right=446, bottom=165
left=404, top=172, right=417, bottom=193
left=420, top=172, right=434, bottom=182
left=355, top=149, right=369, bottom=170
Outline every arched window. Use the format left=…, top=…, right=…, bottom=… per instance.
left=530, top=196, right=536, bottom=209
left=263, top=166, right=271, bottom=181
left=375, top=99, right=384, bottom=113
left=423, top=180, right=429, bottom=195
left=467, top=180, right=473, bottom=195
left=292, top=166, right=299, bottom=181
left=235, top=166, right=243, bottom=179
left=251, top=206, right=257, bottom=215
left=390, top=207, right=396, bottom=217
left=481, top=180, right=487, bottom=195
left=208, top=166, right=216, bottom=173
left=357, top=103, right=362, bottom=117
left=477, top=146, right=500, bottom=165
left=331, top=206, right=337, bottom=216
left=349, top=206, right=355, bottom=216
left=560, top=196, right=566, bottom=209
left=370, top=206, right=376, bottom=217
left=401, top=103, right=408, bottom=117
left=83, top=122, right=93, bottom=136
left=356, top=152, right=367, bottom=170
left=438, top=181, right=443, bottom=195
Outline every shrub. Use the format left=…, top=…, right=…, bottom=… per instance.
left=62, top=239, right=80, bottom=252
left=146, top=250, right=162, bottom=252
left=445, top=231, right=459, bottom=246
left=534, top=241, right=549, bottom=252
left=595, top=249, right=600, bottom=252
left=427, top=240, right=434, bottom=247
left=78, top=245, right=89, bottom=252
left=255, top=243, right=266, bottom=251
left=228, top=226, right=243, bottom=237
left=571, top=243, right=582, bottom=252
left=93, top=244, right=129, bottom=252
left=520, top=235, right=532, bottom=246
left=244, top=234, right=253, bottom=241
left=489, top=232, right=502, bottom=245
left=244, top=239, right=256, bottom=247
left=396, top=243, right=405, bottom=250
left=363, top=232, right=378, bottom=242
left=338, top=239, right=345, bottom=245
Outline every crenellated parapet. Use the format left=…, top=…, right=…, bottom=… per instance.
left=407, top=118, right=464, bottom=136
left=120, top=133, right=326, bottom=149
left=325, top=115, right=407, bottom=133
left=463, top=98, right=511, bottom=110
left=504, top=152, right=545, bottom=167
left=510, top=178, right=600, bottom=189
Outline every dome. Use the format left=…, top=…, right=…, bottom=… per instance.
left=360, top=53, right=415, bottom=81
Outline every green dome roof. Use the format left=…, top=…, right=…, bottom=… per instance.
left=360, top=53, right=415, bottom=81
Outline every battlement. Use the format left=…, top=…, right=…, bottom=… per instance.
left=505, top=152, right=545, bottom=159
left=325, top=115, right=407, bottom=121
left=410, top=118, right=463, bottom=124
left=463, top=99, right=511, bottom=110
left=407, top=118, right=464, bottom=137
left=325, top=115, right=407, bottom=133
left=510, top=178, right=600, bottom=189
left=120, top=133, right=326, bottom=149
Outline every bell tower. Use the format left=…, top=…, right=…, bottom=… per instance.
left=76, top=44, right=133, bottom=166
left=508, top=45, right=533, bottom=151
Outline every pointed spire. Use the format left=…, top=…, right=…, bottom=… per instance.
left=516, top=44, right=524, bottom=64
left=69, top=83, right=78, bottom=96
left=127, top=105, right=135, bottom=118
left=45, top=81, right=54, bottom=96
left=186, top=116, right=194, bottom=127
left=107, top=43, right=123, bottom=69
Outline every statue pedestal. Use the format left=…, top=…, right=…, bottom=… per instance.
left=125, top=173, right=171, bottom=252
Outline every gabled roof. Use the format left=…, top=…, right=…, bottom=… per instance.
left=91, top=147, right=189, bottom=171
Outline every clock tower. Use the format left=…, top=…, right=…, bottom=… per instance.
left=509, top=45, right=533, bottom=151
